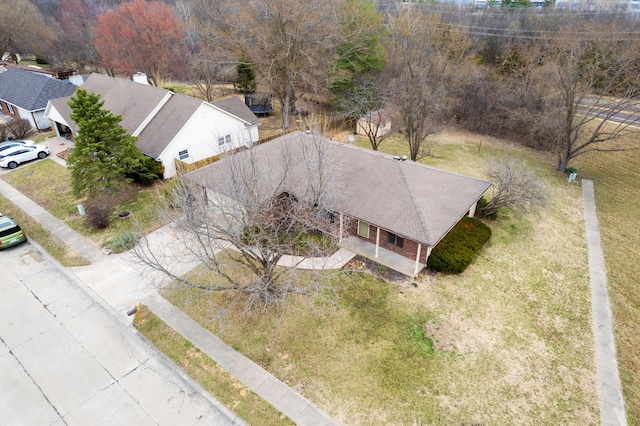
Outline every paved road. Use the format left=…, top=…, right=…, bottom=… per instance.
left=0, top=242, right=243, bottom=425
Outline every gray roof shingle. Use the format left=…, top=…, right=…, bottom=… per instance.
left=213, top=97, right=261, bottom=126
left=48, top=74, right=260, bottom=158
left=0, top=68, right=76, bottom=111
left=185, top=131, right=492, bottom=247
left=136, top=93, right=202, bottom=157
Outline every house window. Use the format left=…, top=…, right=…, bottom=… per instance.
left=178, top=149, right=189, bottom=160
left=388, top=232, right=404, bottom=248
left=7, top=104, right=14, bottom=114
left=357, top=220, right=370, bottom=239
left=217, top=134, right=232, bottom=146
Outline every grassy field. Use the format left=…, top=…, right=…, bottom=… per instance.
left=2, top=159, right=166, bottom=251
left=133, top=305, right=294, bottom=425
left=573, top=146, right=640, bottom=425
left=161, top=131, right=599, bottom=425
left=0, top=194, right=90, bottom=266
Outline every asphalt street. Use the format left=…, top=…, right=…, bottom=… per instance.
left=0, top=242, right=241, bottom=425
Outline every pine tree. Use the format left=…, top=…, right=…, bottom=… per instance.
left=67, top=89, right=141, bottom=202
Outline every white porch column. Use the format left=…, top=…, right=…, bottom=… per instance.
left=414, top=243, right=422, bottom=275
left=339, top=213, right=343, bottom=242
left=468, top=201, right=478, bottom=217
left=375, top=227, right=380, bottom=257
left=425, top=246, right=433, bottom=261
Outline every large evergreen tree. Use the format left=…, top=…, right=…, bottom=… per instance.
left=67, top=89, right=154, bottom=203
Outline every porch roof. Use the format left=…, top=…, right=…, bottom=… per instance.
left=340, top=236, right=424, bottom=277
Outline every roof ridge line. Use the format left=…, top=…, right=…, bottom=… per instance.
left=397, top=161, right=432, bottom=245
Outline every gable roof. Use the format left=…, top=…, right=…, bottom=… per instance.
left=185, top=131, right=492, bottom=247
left=83, top=73, right=170, bottom=134
left=135, top=93, right=202, bottom=157
left=213, top=97, right=261, bottom=126
left=47, top=73, right=260, bottom=158
left=0, top=69, right=76, bottom=111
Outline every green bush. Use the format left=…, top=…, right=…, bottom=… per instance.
left=112, top=231, right=138, bottom=253
left=126, top=156, right=163, bottom=185
left=427, top=217, right=491, bottom=274
left=565, top=166, right=578, bottom=174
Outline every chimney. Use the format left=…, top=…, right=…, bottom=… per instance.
left=132, top=72, right=149, bottom=85
left=69, top=74, right=84, bottom=86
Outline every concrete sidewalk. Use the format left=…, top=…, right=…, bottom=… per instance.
left=145, top=293, right=337, bottom=426
left=0, top=172, right=340, bottom=425
left=0, top=179, right=103, bottom=263
left=582, top=180, right=627, bottom=426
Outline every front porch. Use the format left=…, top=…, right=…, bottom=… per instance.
left=339, top=236, right=425, bottom=277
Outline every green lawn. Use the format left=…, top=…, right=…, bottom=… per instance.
left=2, top=159, right=166, bottom=251
left=161, top=132, right=599, bottom=425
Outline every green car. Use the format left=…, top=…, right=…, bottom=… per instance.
left=0, top=213, right=27, bottom=250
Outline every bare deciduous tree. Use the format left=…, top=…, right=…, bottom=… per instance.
left=493, top=18, right=640, bottom=171
left=385, top=8, right=472, bottom=161
left=134, top=133, right=342, bottom=311
left=5, top=118, right=32, bottom=139
left=0, top=0, right=56, bottom=58
left=481, top=156, right=546, bottom=217
left=334, top=78, right=389, bottom=150
left=188, top=0, right=344, bottom=129
left=544, top=24, right=640, bottom=171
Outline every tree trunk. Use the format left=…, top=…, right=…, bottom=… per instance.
left=557, top=97, right=574, bottom=171
left=281, top=86, right=294, bottom=130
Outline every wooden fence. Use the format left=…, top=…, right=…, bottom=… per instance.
left=174, top=154, right=221, bottom=175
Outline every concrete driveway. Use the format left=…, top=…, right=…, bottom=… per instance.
left=0, top=135, right=72, bottom=175
left=0, top=242, right=241, bottom=425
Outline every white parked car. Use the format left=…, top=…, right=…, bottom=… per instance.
left=0, top=144, right=50, bottom=169
left=0, top=140, right=36, bottom=154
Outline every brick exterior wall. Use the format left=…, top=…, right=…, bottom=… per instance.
left=0, top=100, right=20, bottom=120
left=345, top=217, right=429, bottom=264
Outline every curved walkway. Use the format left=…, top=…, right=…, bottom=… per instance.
left=582, top=180, right=627, bottom=426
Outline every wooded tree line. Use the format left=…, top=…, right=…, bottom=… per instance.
left=4, top=0, right=640, bottom=169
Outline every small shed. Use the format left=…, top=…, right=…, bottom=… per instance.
left=356, top=109, right=391, bottom=138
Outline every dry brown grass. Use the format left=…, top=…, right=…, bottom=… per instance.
left=2, top=160, right=166, bottom=250
left=573, top=141, right=640, bottom=425
left=164, top=130, right=600, bottom=425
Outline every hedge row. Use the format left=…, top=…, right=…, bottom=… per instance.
left=426, top=217, right=491, bottom=274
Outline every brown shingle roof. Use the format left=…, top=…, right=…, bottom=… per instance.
left=213, top=96, right=261, bottom=126
left=185, top=131, right=491, bottom=247
left=136, top=93, right=202, bottom=158
left=80, top=73, right=170, bottom=133
left=48, top=73, right=170, bottom=133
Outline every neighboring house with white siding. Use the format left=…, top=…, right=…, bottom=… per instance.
left=45, top=73, right=260, bottom=178
left=0, top=68, right=76, bottom=131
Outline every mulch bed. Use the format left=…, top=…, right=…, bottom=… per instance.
left=343, top=255, right=412, bottom=283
